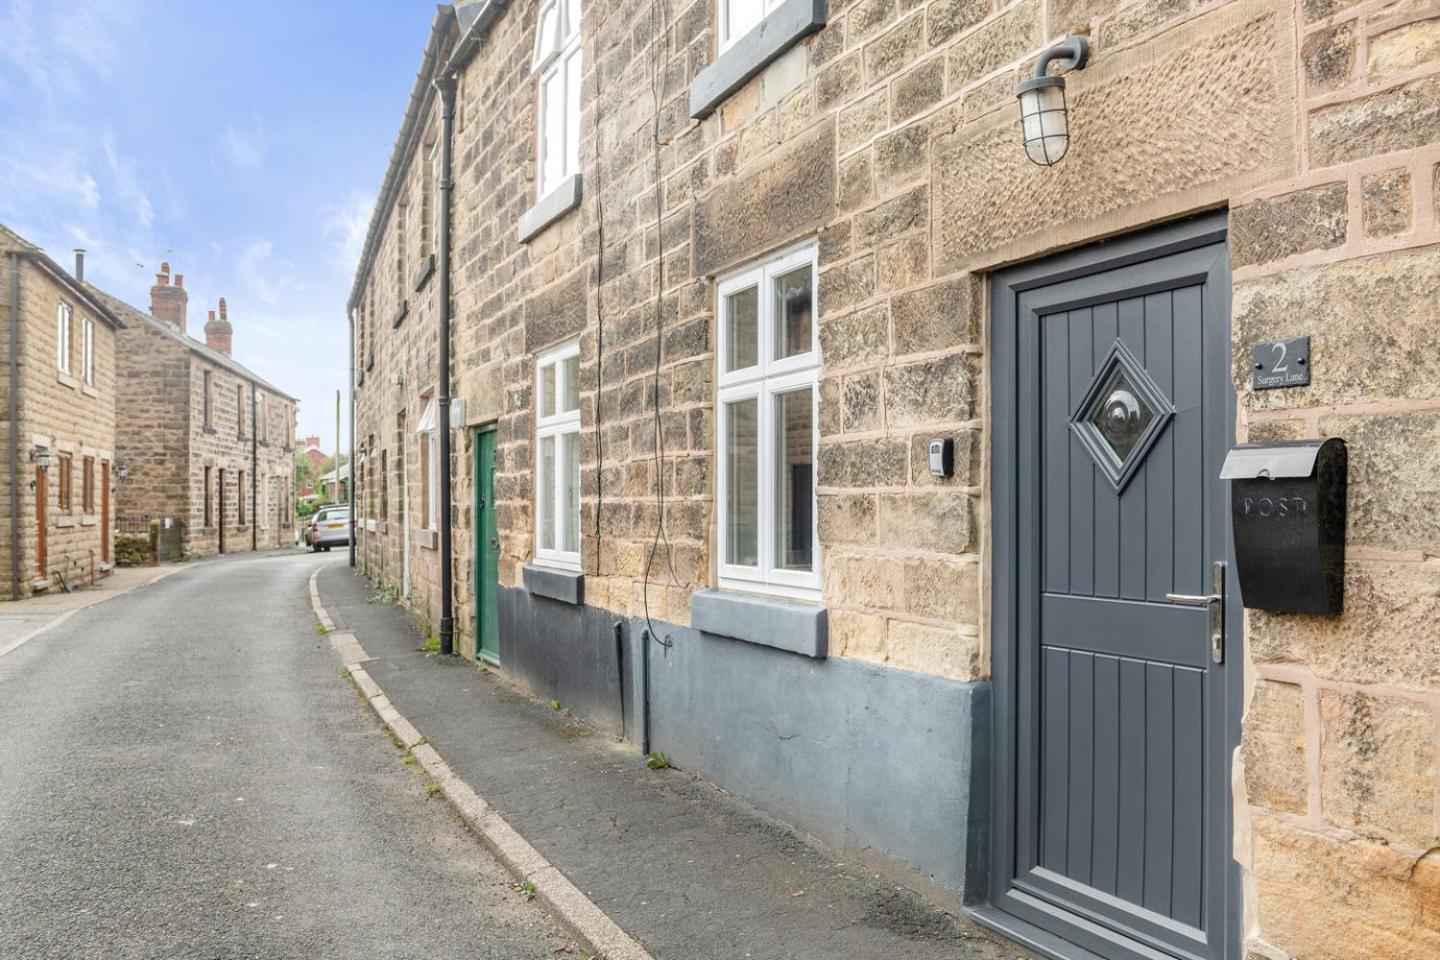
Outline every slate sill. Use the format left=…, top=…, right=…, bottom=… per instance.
left=688, top=0, right=827, bottom=120
left=391, top=301, right=409, bottom=329
left=412, top=255, right=435, bottom=293
left=691, top=588, right=827, bottom=658
left=523, top=564, right=584, bottom=605
left=517, top=174, right=582, bottom=243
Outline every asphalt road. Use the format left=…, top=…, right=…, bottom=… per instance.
left=0, top=552, right=572, bottom=960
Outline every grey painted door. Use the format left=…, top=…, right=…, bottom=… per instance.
left=983, top=214, right=1240, bottom=960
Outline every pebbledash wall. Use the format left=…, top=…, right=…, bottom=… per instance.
left=350, top=0, right=1440, bottom=954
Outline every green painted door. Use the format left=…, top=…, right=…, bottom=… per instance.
left=474, top=428, right=500, bottom=664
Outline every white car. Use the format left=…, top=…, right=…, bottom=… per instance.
left=309, top=506, right=351, bottom=551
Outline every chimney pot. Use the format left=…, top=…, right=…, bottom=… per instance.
left=149, top=260, right=189, bottom=332
left=73, top=249, right=85, bottom=283
left=218, top=297, right=228, bottom=320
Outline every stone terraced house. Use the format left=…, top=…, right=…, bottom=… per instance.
left=91, top=264, right=299, bottom=560
left=347, top=0, right=1440, bottom=957
left=0, top=227, right=123, bottom=598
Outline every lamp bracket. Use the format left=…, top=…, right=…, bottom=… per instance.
left=1032, top=35, right=1090, bottom=79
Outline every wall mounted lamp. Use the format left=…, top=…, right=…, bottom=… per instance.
left=116, top=462, right=130, bottom=482
left=29, top=446, right=51, bottom=470
left=1017, top=35, right=1090, bottom=167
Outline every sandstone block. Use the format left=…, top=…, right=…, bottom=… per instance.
left=891, top=57, right=945, bottom=123
left=817, top=491, right=877, bottom=544
left=878, top=490, right=975, bottom=553
left=1318, top=689, right=1437, bottom=846
left=848, top=0, right=896, bottom=43
left=1229, top=182, right=1347, bottom=267
left=819, top=255, right=876, bottom=313
left=864, top=11, right=925, bottom=84
left=817, top=436, right=908, bottom=486
left=884, top=352, right=978, bottom=426
left=1319, top=410, right=1440, bottom=555
left=1233, top=248, right=1440, bottom=409
left=891, top=275, right=980, bottom=355
left=838, top=151, right=875, bottom=211
left=1361, top=168, right=1412, bottom=237
left=829, top=607, right=888, bottom=661
left=876, top=235, right=929, bottom=293
left=838, top=88, right=890, bottom=153
left=692, top=119, right=836, bottom=276
left=946, top=0, right=1041, bottom=92
left=1241, top=680, right=1308, bottom=815
left=825, top=552, right=903, bottom=608
left=819, top=304, right=889, bottom=368
left=816, top=51, right=863, bottom=110
left=1367, top=15, right=1440, bottom=79
left=927, top=0, right=989, bottom=46
left=1102, top=0, right=1191, bottom=48
left=1248, top=560, right=1440, bottom=689
left=934, top=3, right=1295, bottom=272
left=873, top=121, right=929, bottom=192
left=1301, top=22, right=1356, bottom=92
left=1250, top=815, right=1440, bottom=959
left=908, top=429, right=980, bottom=486
left=1309, top=75, right=1440, bottom=167
left=901, top=555, right=978, bottom=621
left=885, top=619, right=981, bottom=680
left=841, top=372, right=883, bottom=431
left=853, top=185, right=928, bottom=249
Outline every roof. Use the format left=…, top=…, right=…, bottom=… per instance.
left=318, top=462, right=351, bottom=483
left=347, top=4, right=458, bottom=312
left=0, top=223, right=125, bottom=331
left=85, top=285, right=297, bottom=402
left=345, top=0, right=507, bottom=311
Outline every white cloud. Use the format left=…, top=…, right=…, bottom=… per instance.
left=322, top=191, right=375, bottom=274
left=222, top=120, right=266, bottom=169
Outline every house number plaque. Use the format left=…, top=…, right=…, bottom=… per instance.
left=1253, top=336, right=1311, bottom=390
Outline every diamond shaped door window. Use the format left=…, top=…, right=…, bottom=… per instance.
left=1070, top=341, right=1174, bottom=492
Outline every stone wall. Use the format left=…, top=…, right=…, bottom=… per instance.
left=0, top=256, right=118, bottom=597
left=350, top=0, right=1440, bottom=948
left=114, top=317, right=192, bottom=536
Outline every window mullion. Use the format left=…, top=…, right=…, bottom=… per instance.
left=757, top=384, right=773, bottom=585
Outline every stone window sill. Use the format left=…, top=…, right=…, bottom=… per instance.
left=80, top=515, right=97, bottom=526
left=33, top=578, right=51, bottom=591
left=391, top=301, right=409, bottom=329
left=517, top=174, right=582, bottom=243
left=57, top=371, right=80, bottom=390
left=81, top=383, right=98, bottom=399
left=236, top=524, right=249, bottom=533
left=56, top=516, right=77, bottom=528
left=690, top=588, right=828, bottom=658
left=202, top=425, right=217, bottom=435
left=523, top=563, right=584, bottom=605
left=688, top=0, right=827, bottom=120
left=413, top=255, right=435, bottom=293
left=201, top=527, right=216, bottom=534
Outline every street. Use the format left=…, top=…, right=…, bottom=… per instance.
left=0, top=552, right=572, bottom=959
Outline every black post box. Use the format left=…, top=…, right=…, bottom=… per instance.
left=1219, top=438, right=1346, bottom=616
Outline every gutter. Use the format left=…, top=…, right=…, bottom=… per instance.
left=251, top=387, right=258, bottom=552
left=8, top=254, right=20, bottom=599
left=431, top=0, right=505, bottom=657
left=436, top=75, right=457, bottom=656
left=349, top=308, right=356, bottom=568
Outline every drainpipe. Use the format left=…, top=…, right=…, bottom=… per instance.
left=251, top=385, right=258, bottom=552
left=436, top=72, right=457, bottom=656
left=8, top=254, right=20, bottom=600
left=348, top=313, right=356, bottom=568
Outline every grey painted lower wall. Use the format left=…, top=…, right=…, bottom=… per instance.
left=496, top=587, right=992, bottom=903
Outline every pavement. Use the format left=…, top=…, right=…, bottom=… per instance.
left=0, top=564, right=184, bottom=658
left=0, top=551, right=574, bottom=959
left=316, top=559, right=1034, bottom=960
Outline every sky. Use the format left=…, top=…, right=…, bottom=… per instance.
left=0, top=0, right=438, bottom=450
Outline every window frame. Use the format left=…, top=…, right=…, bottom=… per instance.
left=81, top=315, right=94, bottom=385
left=56, top=302, right=72, bottom=374
left=719, top=0, right=779, bottom=52
left=533, top=341, right=582, bottom=571
left=57, top=453, right=73, bottom=512
left=417, top=398, right=439, bottom=530
left=82, top=456, right=95, bottom=513
left=714, top=241, right=820, bottom=600
left=532, top=0, right=582, bottom=199
left=203, top=370, right=214, bottom=428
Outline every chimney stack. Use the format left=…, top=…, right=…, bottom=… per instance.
left=73, top=249, right=85, bottom=283
left=149, top=261, right=189, bottom=332
left=205, top=296, right=234, bottom=356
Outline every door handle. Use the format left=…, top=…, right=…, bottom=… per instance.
left=489, top=538, right=499, bottom=549
left=1165, top=561, right=1226, bottom=665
